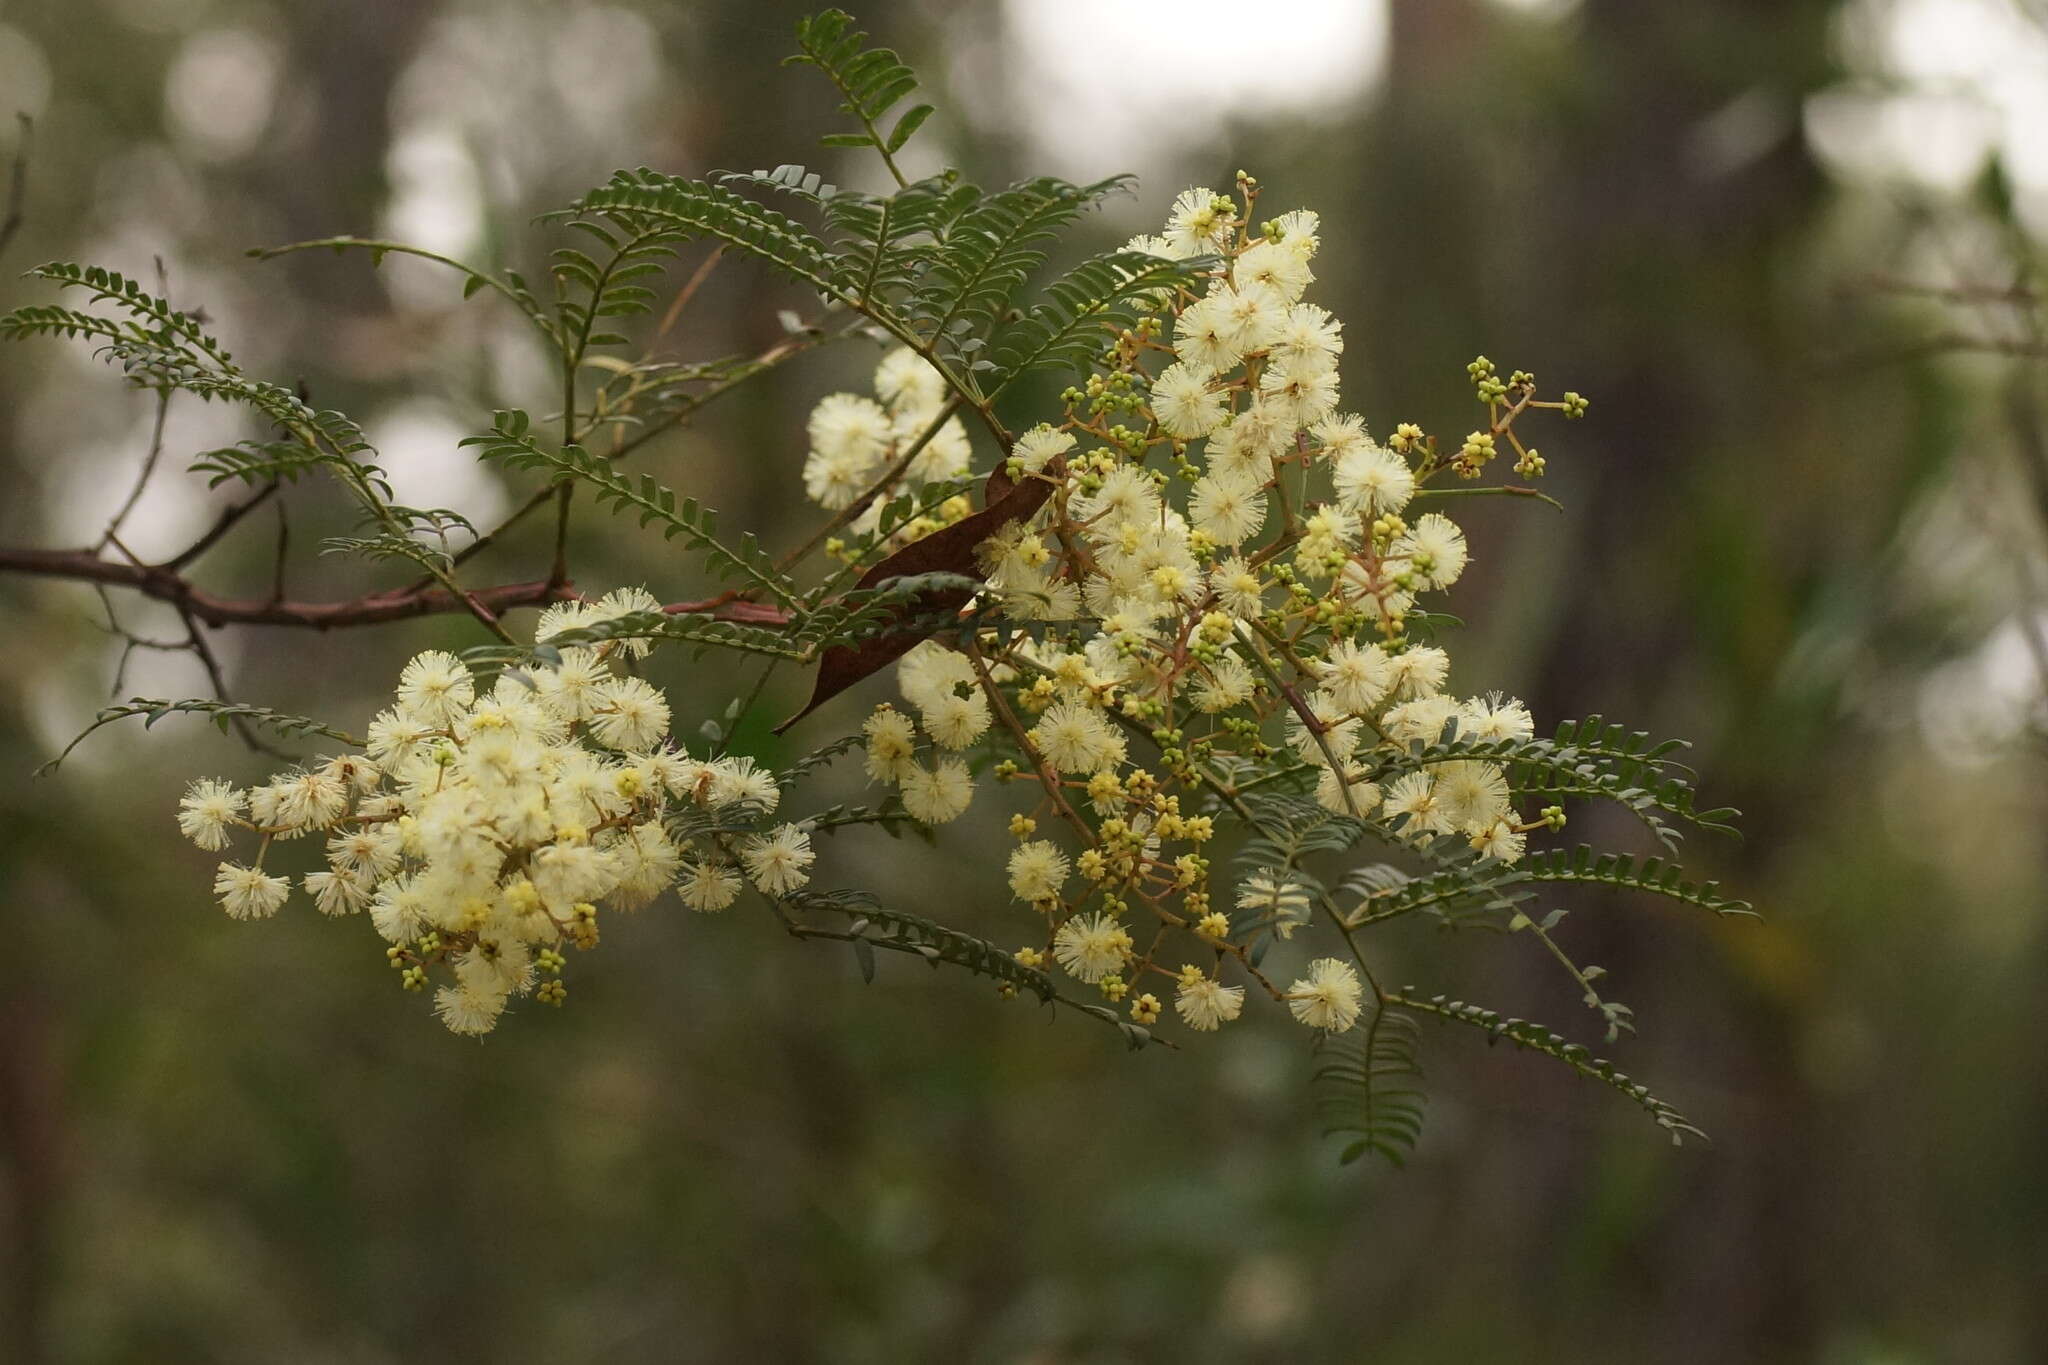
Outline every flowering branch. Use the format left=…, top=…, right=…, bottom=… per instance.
left=0, top=546, right=576, bottom=629
left=4, top=9, right=1745, bottom=1166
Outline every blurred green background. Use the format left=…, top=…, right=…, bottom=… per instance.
left=3, top=0, right=2045, bottom=1360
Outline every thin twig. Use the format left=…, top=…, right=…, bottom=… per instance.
left=89, top=585, right=178, bottom=697
left=178, top=607, right=289, bottom=758
left=549, top=482, right=573, bottom=586
left=606, top=327, right=829, bottom=464
left=443, top=327, right=833, bottom=579
left=776, top=396, right=962, bottom=575
left=712, top=658, right=782, bottom=758
left=0, top=545, right=577, bottom=628
left=1412, top=483, right=1565, bottom=512
left=967, top=642, right=1095, bottom=847
left=160, top=481, right=280, bottom=573
left=652, top=246, right=723, bottom=349
left=267, top=499, right=289, bottom=605
left=0, top=114, right=29, bottom=263
left=98, top=342, right=174, bottom=550
left=0, top=541, right=806, bottom=631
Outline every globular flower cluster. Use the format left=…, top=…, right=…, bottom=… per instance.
left=175, top=588, right=812, bottom=1036
left=828, top=177, right=1585, bottom=1037
left=803, top=345, right=977, bottom=557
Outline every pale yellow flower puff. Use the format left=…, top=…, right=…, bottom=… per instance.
left=863, top=706, right=918, bottom=786
left=678, top=857, right=742, bottom=912
left=1288, top=958, right=1364, bottom=1032
left=434, top=982, right=504, bottom=1037
left=1011, top=424, right=1076, bottom=474
left=214, top=862, right=289, bottom=920
left=1031, top=702, right=1126, bottom=774
left=1175, top=974, right=1246, bottom=1031
left=176, top=778, right=245, bottom=851
left=741, top=825, right=814, bottom=896
left=1052, top=911, right=1132, bottom=983
left=1150, top=362, right=1227, bottom=439
left=396, top=650, right=475, bottom=727
left=1007, top=840, right=1071, bottom=903
left=921, top=691, right=991, bottom=750
left=901, top=759, right=974, bottom=825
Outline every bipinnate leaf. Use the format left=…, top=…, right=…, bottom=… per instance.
left=776, top=460, right=1058, bottom=731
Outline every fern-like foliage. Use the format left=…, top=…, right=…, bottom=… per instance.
left=40, top=698, right=359, bottom=775
left=4, top=271, right=398, bottom=527
left=786, top=9, right=934, bottom=166
left=776, top=732, right=869, bottom=790
left=784, top=891, right=1164, bottom=1050
left=246, top=238, right=557, bottom=344
left=189, top=438, right=333, bottom=489
left=2, top=262, right=236, bottom=368
left=568, top=171, right=841, bottom=300
left=1233, top=790, right=1367, bottom=883
left=803, top=800, right=923, bottom=840
left=1516, top=844, right=1755, bottom=918
left=1368, top=716, right=1740, bottom=852
left=1390, top=989, right=1707, bottom=1145
left=982, top=249, right=1211, bottom=391
left=819, top=172, right=979, bottom=304
left=551, top=218, right=684, bottom=358
left=1314, top=1005, right=1427, bottom=1166
left=790, top=890, right=1055, bottom=994
left=320, top=531, right=454, bottom=573
left=4, top=266, right=379, bottom=474
left=1338, top=838, right=1536, bottom=930
left=463, top=410, right=795, bottom=607
left=903, top=176, right=1129, bottom=356
left=536, top=608, right=806, bottom=660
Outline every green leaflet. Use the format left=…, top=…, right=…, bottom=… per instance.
left=40, top=698, right=358, bottom=775
left=1314, top=1006, right=1427, bottom=1166
left=464, top=411, right=796, bottom=609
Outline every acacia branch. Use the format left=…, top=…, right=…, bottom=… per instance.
left=0, top=546, right=577, bottom=629
left=1, top=543, right=798, bottom=632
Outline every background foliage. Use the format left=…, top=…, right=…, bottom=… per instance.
left=2, top=0, right=2045, bottom=1360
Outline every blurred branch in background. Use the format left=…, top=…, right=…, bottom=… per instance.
left=0, top=114, right=27, bottom=263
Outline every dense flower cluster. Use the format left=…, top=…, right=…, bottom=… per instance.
left=829, top=177, right=1579, bottom=1036
left=175, top=589, right=810, bottom=1035
left=24, top=14, right=1725, bottom=1153
left=803, top=344, right=977, bottom=555
left=177, top=178, right=1588, bottom=1048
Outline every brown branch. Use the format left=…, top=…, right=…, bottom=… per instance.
left=3, top=543, right=803, bottom=631
left=661, top=592, right=789, bottom=625
left=0, top=545, right=578, bottom=629
left=177, top=607, right=289, bottom=758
